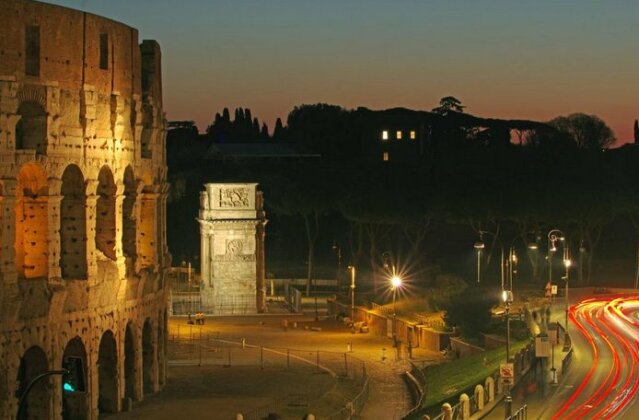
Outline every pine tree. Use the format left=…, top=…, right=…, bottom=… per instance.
left=634, top=119, right=638, bottom=144
left=273, top=117, right=284, bottom=139
left=222, top=108, right=230, bottom=121
left=261, top=122, right=269, bottom=139
left=252, top=118, right=260, bottom=139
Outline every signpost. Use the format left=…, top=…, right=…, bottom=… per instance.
left=500, top=362, right=515, bottom=385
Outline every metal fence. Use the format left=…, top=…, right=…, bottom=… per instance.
left=168, top=326, right=369, bottom=419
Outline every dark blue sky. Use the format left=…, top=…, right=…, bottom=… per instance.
left=47, top=0, right=638, bottom=142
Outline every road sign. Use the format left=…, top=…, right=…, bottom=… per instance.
left=535, top=335, right=551, bottom=357
left=500, top=363, right=514, bottom=378
left=551, top=285, right=558, bottom=295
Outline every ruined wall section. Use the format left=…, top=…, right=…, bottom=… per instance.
left=0, top=1, right=168, bottom=418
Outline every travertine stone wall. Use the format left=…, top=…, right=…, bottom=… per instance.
left=198, top=183, right=267, bottom=314
left=0, top=1, right=169, bottom=419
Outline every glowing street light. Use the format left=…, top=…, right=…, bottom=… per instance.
left=474, top=241, right=485, bottom=283
left=391, top=275, right=402, bottom=317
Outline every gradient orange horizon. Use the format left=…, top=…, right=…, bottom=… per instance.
left=45, top=0, right=637, bottom=146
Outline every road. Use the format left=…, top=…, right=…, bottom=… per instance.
left=545, top=295, right=639, bottom=419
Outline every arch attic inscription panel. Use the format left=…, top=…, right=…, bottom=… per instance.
left=198, top=183, right=266, bottom=314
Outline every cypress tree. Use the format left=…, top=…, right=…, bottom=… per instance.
left=634, top=119, right=638, bottom=144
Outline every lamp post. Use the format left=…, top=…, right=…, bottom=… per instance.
left=390, top=275, right=402, bottom=351
left=474, top=241, right=485, bottom=283
left=391, top=275, right=402, bottom=317
left=547, top=229, right=565, bottom=305
left=348, top=265, right=356, bottom=321
left=563, top=253, right=571, bottom=334
left=502, top=289, right=514, bottom=420
left=474, top=231, right=505, bottom=289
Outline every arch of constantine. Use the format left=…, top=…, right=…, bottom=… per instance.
left=0, top=1, right=169, bottom=418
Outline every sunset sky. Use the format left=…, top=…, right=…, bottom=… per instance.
left=50, top=0, right=638, bottom=144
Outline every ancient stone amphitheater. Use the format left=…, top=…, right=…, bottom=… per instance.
left=0, top=0, right=169, bottom=418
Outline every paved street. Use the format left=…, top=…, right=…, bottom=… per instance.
left=111, top=313, right=441, bottom=419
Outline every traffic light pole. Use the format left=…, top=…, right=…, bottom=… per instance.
left=16, top=369, right=68, bottom=420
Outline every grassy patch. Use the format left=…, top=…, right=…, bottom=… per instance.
left=421, top=339, right=529, bottom=410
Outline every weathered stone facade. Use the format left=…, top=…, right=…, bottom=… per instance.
left=0, top=1, right=169, bottom=418
left=198, top=183, right=266, bottom=314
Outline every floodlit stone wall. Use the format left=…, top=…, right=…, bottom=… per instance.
left=199, top=183, right=267, bottom=314
left=0, top=1, right=169, bottom=418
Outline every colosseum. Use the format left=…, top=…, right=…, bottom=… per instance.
left=0, top=0, right=169, bottom=418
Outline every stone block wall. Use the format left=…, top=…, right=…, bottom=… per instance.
left=0, top=1, right=168, bottom=419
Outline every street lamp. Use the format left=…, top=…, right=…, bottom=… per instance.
left=474, top=241, right=485, bottom=284
left=474, top=231, right=505, bottom=289
left=502, top=289, right=514, bottom=420
left=348, top=265, right=356, bottom=321
left=547, top=229, right=565, bottom=305
left=391, top=275, right=402, bottom=317
left=563, top=254, right=571, bottom=334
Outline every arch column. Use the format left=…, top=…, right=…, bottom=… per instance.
left=114, top=181, right=126, bottom=280
left=85, top=180, right=99, bottom=282
left=0, top=181, right=17, bottom=284
left=139, top=190, right=158, bottom=270
left=47, top=178, right=62, bottom=285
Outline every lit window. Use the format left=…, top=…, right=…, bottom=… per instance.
left=410, top=130, right=416, bottom=140
left=382, top=130, right=389, bottom=140
left=396, top=130, right=402, bottom=140
left=383, top=152, right=389, bottom=161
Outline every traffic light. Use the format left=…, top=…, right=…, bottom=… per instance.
left=62, top=356, right=85, bottom=393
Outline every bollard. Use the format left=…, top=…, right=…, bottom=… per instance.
left=242, top=338, right=246, bottom=349
left=347, top=342, right=352, bottom=352
left=459, top=393, right=470, bottom=419
left=442, top=402, right=453, bottom=420
left=235, top=414, right=244, bottom=420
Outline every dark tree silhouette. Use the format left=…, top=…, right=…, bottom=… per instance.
left=634, top=119, right=638, bottom=144
left=432, top=96, right=466, bottom=115
left=549, top=113, right=615, bottom=150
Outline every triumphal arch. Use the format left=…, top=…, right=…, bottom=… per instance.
left=198, top=183, right=267, bottom=314
left=0, top=1, right=169, bottom=418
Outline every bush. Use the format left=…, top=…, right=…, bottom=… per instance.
left=442, top=286, right=497, bottom=339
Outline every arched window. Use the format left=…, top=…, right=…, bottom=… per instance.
left=122, top=166, right=137, bottom=269
left=17, top=346, right=50, bottom=419
left=16, top=101, right=47, bottom=155
left=98, top=331, right=118, bottom=413
left=15, top=163, right=48, bottom=279
left=96, top=167, right=116, bottom=260
left=61, top=165, right=87, bottom=279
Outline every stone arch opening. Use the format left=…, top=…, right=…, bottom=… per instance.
left=61, top=165, right=87, bottom=279
left=16, top=101, right=47, bottom=155
left=139, top=186, right=156, bottom=269
left=158, top=309, right=166, bottom=387
left=122, top=166, right=137, bottom=271
left=61, top=337, right=88, bottom=419
left=16, top=346, right=50, bottom=419
left=15, top=163, right=48, bottom=279
left=96, top=167, right=116, bottom=260
left=124, top=323, right=136, bottom=401
left=142, top=320, right=154, bottom=395
left=97, top=331, right=118, bottom=413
